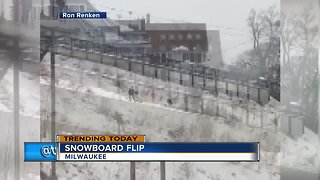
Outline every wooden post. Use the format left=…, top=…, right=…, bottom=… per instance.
left=191, top=64, right=194, bottom=87
left=200, top=95, right=204, bottom=114
left=258, top=87, right=261, bottom=105
left=216, top=104, right=219, bottom=117
left=50, top=29, right=57, bottom=180
left=214, top=70, right=218, bottom=95
left=13, top=1, right=20, bottom=178
left=70, top=38, right=74, bottom=57
left=167, top=61, right=170, bottom=82
left=247, top=85, right=250, bottom=100
left=179, top=63, right=183, bottom=85
left=142, top=56, right=145, bottom=75
left=152, top=87, right=155, bottom=103
left=13, top=37, right=20, bottom=180
left=114, top=57, right=118, bottom=67
left=85, top=41, right=89, bottom=59
left=160, top=162, right=166, bottom=180
left=202, top=67, right=206, bottom=90
left=226, top=81, right=229, bottom=94
left=100, top=45, right=103, bottom=63
left=155, top=61, right=158, bottom=78
left=236, top=81, right=239, bottom=97
left=184, top=93, right=189, bottom=112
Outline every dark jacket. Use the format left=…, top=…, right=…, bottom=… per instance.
left=128, top=88, right=135, bottom=95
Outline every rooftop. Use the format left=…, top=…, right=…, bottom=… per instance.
left=146, top=23, right=207, bottom=31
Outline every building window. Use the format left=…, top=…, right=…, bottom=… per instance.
left=182, top=53, right=188, bottom=61
left=169, top=34, right=175, bottom=40
left=195, top=34, right=201, bottom=40
left=187, top=33, right=193, bottom=40
left=196, top=53, right=202, bottom=62
left=190, top=53, right=195, bottom=62
left=178, top=34, right=183, bottom=40
left=160, top=34, right=166, bottom=41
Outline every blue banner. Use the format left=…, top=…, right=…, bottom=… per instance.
left=59, top=12, right=107, bottom=19
left=59, top=142, right=258, bottom=153
left=24, top=142, right=57, bottom=161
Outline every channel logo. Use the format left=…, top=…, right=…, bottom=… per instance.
left=24, top=142, right=57, bottom=161
left=40, top=145, right=56, bottom=158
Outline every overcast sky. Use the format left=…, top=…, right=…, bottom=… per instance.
left=90, top=0, right=279, bottom=64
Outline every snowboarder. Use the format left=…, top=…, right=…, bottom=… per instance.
left=128, top=86, right=135, bottom=102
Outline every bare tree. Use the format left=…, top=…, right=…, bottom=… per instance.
left=281, top=6, right=319, bottom=132
left=237, top=6, right=280, bottom=80
left=248, top=9, right=263, bottom=50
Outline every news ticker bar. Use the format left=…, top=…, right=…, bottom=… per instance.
left=24, top=142, right=259, bottom=162
left=59, top=12, right=107, bottom=19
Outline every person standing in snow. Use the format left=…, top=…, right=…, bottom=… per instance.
left=128, top=86, right=135, bottom=102
left=167, top=98, right=173, bottom=106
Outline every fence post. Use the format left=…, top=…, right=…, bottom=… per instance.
left=100, top=45, right=103, bottom=63
left=247, top=84, right=250, bottom=100
left=155, top=61, right=158, bottom=78
left=160, top=162, right=166, bottom=180
left=85, top=41, right=88, bottom=59
left=202, top=67, right=206, bottom=90
left=130, top=162, right=136, bottom=180
left=200, top=95, right=204, bottom=114
left=151, top=87, right=156, bottom=103
left=184, top=93, right=189, bottom=112
left=179, top=63, right=183, bottom=85
left=142, top=57, right=145, bottom=76
left=214, top=70, right=218, bottom=95
left=129, top=60, right=132, bottom=71
left=191, top=64, right=194, bottom=87
left=258, top=87, right=261, bottom=105
left=114, top=57, right=118, bottom=67
left=216, top=104, right=219, bottom=117
left=225, top=81, right=229, bottom=95
left=237, top=81, right=239, bottom=97
left=70, top=38, right=74, bottom=58
left=167, top=61, right=170, bottom=82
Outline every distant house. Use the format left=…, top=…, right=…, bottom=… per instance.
left=110, top=19, right=150, bottom=58
left=145, top=23, right=208, bottom=63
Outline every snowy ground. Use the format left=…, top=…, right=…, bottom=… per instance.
left=38, top=54, right=283, bottom=180
left=39, top=54, right=319, bottom=178
left=0, top=52, right=318, bottom=179
left=40, top=84, right=280, bottom=180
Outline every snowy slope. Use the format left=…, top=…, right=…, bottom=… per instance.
left=39, top=54, right=319, bottom=177
left=40, top=54, right=282, bottom=179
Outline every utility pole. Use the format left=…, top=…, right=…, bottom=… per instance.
left=0, top=0, right=4, bottom=20
left=13, top=0, right=20, bottom=179
left=50, top=0, right=57, bottom=179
